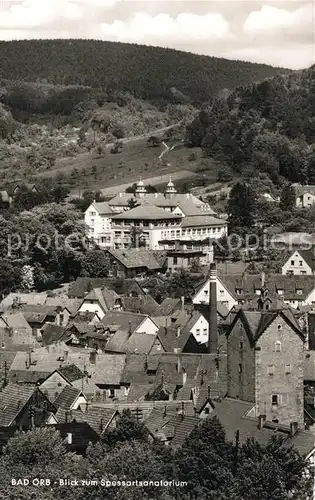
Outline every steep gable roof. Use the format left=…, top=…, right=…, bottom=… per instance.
left=229, top=308, right=305, bottom=346
left=0, top=383, right=36, bottom=426
left=41, top=324, right=68, bottom=346
left=107, top=248, right=165, bottom=270
left=290, top=249, right=315, bottom=270
left=56, top=407, right=117, bottom=436
left=196, top=273, right=315, bottom=303
left=83, top=287, right=119, bottom=312
left=101, top=310, right=153, bottom=334
left=121, top=295, right=159, bottom=316
left=53, top=386, right=84, bottom=410
left=68, top=277, right=145, bottom=299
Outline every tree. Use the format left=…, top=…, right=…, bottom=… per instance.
left=81, top=249, right=109, bottom=278
left=91, top=165, right=97, bottom=179
left=147, top=136, right=162, bottom=147
left=127, top=198, right=139, bottom=209
left=280, top=183, right=296, bottom=212
left=228, top=182, right=257, bottom=233
left=20, top=264, right=34, bottom=291
left=3, top=428, right=66, bottom=466
left=103, top=410, right=149, bottom=448
left=110, top=140, right=123, bottom=154
left=173, top=417, right=234, bottom=499
left=228, top=436, right=313, bottom=500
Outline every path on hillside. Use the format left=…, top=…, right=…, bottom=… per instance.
left=35, top=122, right=182, bottom=179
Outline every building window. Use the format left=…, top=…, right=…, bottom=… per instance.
left=124, top=386, right=130, bottom=396
left=239, top=341, right=243, bottom=350
left=173, top=256, right=178, bottom=265
left=267, top=365, right=274, bottom=376
left=89, top=211, right=96, bottom=216
left=299, top=260, right=303, bottom=266
left=300, top=271, right=306, bottom=275
left=109, top=389, right=115, bottom=398
left=271, top=394, right=279, bottom=406
left=219, top=290, right=224, bottom=296
left=291, top=260, right=295, bottom=265
left=285, top=364, right=291, bottom=374
left=196, top=329, right=200, bottom=335
left=203, top=328, right=207, bottom=334
left=238, top=364, right=242, bottom=374
left=275, top=341, right=281, bottom=352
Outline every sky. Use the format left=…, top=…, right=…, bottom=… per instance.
left=0, top=0, right=314, bottom=69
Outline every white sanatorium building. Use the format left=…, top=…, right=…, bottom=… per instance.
left=84, top=179, right=227, bottom=262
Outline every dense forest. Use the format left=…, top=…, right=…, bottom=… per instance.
left=186, top=65, right=315, bottom=185
left=0, top=39, right=291, bottom=105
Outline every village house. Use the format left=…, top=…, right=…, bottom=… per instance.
left=193, top=272, right=315, bottom=310
left=105, top=247, right=167, bottom=278
left=84, top=201, right=113, bottom=248
left=282, top=248, right=315, bottom=275
left=210, top=397, right=315, bottom=473
left=226, top=306, right=305, bottom=426
left=295, top=185, right=315, bottom=208
left=101, top=310, right=159, bottom=336
left=78, top=287, right=122, bottom=319
left=0, top=383, right=55, bottom=430
left=39, top=365, right=84, bottom=404
left=54, top=406, right=119, bottom=438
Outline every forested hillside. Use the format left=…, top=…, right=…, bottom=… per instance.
left=0, top=39, right=291, bottom=104
left=186, top=65, right=315, bottom=185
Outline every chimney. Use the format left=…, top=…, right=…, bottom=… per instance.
left=100, top=418, right=104, bottom=433
left=128, top=320, right=132, bottom=336
left=164, top=317, right=168, bottom=335
left=208, top=242, right=214, bottom=265
left=208, top=263, right=218, bottom=354
left=261, top=271, right=265, bottom=288
left=89, top=351, right=96, bottom=365
left=177, top=355, right=181, bottom=374
left=177, top=327, right=181, bottom=337
left=258, top=414, right=266, bottom=430
left=65, top=410, right=69, bottom=423
left=290, top=422, right=298, bottom=437
left=207, top=385, right=211, bottom=400
left=181, top=401, right=185, bottom=419
left=182, top=368, right=187, bottom=386
left=67, top=432, right=72, bottom=445
left=28, top=350, right=32, bottom=367
left=64, top=351, right=68, bottom=363
left=181, top=296, right=185, bottom=311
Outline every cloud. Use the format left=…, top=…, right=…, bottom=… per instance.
left=243, top=3, right=314, bottom=33
left=101, top=12, right=231, bottom=43
left=0, top=0, right=83, bottom=29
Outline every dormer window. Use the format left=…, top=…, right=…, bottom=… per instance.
left=277, top=289, right=284, bottom=295
left=255, top=289, right=261, bottom=295
left=236, top=289, right=242, bottom=295
left=296, top=289, right=303, bottom=295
